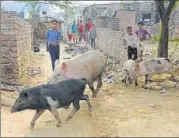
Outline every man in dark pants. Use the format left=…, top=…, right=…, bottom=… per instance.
left=46, top=20, right=61, bottom=71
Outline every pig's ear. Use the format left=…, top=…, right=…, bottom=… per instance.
left=62, top=62, right=68, bottom=72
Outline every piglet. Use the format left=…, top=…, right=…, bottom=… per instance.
left=123, top=58, right=175, bottom=86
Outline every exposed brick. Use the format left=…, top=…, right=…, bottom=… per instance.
left=1, top=12, right=32, bottom=85
left=3, top=18, right=16, bottom=24
left=9, top=36, right=16, bottom=41
left=1, top=29, right=16, bottom=35
left=1, top=24, right=7, bottom=29
left=1, top=35, right=10, bottom=41
left=96, top=28, right=127, bottom=67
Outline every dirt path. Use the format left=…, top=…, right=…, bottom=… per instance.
left=2, top=43, right=179, bottom=137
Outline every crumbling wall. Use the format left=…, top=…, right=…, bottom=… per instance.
left=96, top=28, right=127, bottom=67
left=1, top=12, right=32, bottom=85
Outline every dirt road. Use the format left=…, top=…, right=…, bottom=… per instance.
left=2, top=43, right=179, bottom=137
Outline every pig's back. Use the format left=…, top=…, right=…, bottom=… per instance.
left=65, top=51, right=107, bottom=79
left=140, top=58, right=172, bottom=74
left=42, top=79, right=86, bottom=100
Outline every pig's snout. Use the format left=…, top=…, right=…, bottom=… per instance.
left=11, top=108, right=15, bottom=113
left=11, top=104, right=19, bottom=113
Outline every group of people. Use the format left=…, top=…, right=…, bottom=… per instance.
left=67, top=20, right=83, bottom=44
left=123, top=21, right=151, bottom=61
left=46, top=19, right=150, bottom=72
left=68, top=19, right=96, bottom=49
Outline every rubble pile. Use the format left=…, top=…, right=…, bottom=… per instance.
left=64, top=45, right=89, bottom=57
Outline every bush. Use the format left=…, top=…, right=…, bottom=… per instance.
left=152, top=34, right=179, bottom=42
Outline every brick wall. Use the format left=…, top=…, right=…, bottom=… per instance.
left=1, top=12, right=32, bottom=85
left=96, top=18, right=110, bottom=28
left=96, top=28, right=127, bottom=67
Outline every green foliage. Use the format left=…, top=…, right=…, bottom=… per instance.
left=173, top=39, right=179, bottom=50
left=152, top=35, right=179, bottom=42
left=23, top=1, right=75, bottom=20
left=24, top=1, right=41, bottom=20
left=152, top=34, right=161, bottom=42
left=173, top=0, right=178, bottom=11
left=48, top=1, right=76, bottom=17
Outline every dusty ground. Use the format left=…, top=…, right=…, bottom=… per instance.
left=1, top=43, right=179, bottom=137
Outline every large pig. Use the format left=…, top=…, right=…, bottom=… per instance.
left=11, top=78, right=92, bottom=129
left=123, top=57, right=175, bottom=86
left=48, top=51, right=107, bottom=98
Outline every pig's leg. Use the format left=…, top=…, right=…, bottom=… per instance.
left=88, top=79, right=97, bottom=98
left=30, top=109, right=45, bottom=129
left=169, top=72, right=175, bottom=81
left=135, top=78, right=138, bottom=86
left=96, top=73, right=103, bottom=93
left=145, top=74, right=149, bottom=84
left=66, top=101, right=80, bottom=121
left=122, top=76, right=128, bottom=86
left=80, top=94, right=92, bottom=112
left=50, top=108, right=61, bottom=127
left=121, top=77, right=126, bottom=83
left=147, top=74, right=153, bottom=82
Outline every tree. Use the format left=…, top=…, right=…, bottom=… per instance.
left=155, top=0, right=176, bottom=58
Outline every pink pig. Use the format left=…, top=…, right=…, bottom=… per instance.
left=48, top=51, right=107, bottom=98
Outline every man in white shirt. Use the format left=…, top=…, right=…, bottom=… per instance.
left=123, top=26, right=141, bottom=60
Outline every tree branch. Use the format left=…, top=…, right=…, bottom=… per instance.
left=166, top=0, right=176, bottom=16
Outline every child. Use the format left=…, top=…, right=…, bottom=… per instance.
left=89, top=24, right=96, bottom=49
left=72, top=21, right=78, bottom=44
left=46, top=20, right=61, bottom=71
left=68, top=23, right=72, bottom=42
left=135, top=21, right=151, bottom=59
left=123, top=26, right=140, bottom=60
left=78, top=20, right=84, bottom=43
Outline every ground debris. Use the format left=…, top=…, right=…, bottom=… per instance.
left=26, top=67, right=41, bottom=76
left=1, top=83, right=29, bottom=92
left=64, top=45, right=89, bottom=55
left=148, top=104, right=157, bottom=108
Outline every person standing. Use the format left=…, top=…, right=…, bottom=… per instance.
left=78, top=20, right=84, bottom=43
left=89, top=24, right=96, bottom=49
left=135, top=21, right=151, bottom=59
left=46, top=20, right=62, bottom=71
left=87, top=19, right=92, bottom=32
left=72, top=21, right=78, bottom=44
left=123, top=26, right=140, bottom=60
left=68, top=23, right=72, bottom=42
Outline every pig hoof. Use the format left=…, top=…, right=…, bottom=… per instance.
left=88, top=105, right=92, bottom=112
left=89, top=107, right=92, bottom=112
left=92, top=94, right=97, bottom=98
left=66, top=116, right=72, bottom=121
left=89, top=112, right=93, bottom=116
left=56, top=122, right=61, bottom=127
left=30, top=123, right=35, bottom=129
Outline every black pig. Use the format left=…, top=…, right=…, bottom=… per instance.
left=11, top=78, right=92, bottom=129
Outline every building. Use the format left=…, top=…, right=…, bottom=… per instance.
left=1, top=1, right=65, bottom=21
left=83, top=1, right=160, bottom=27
